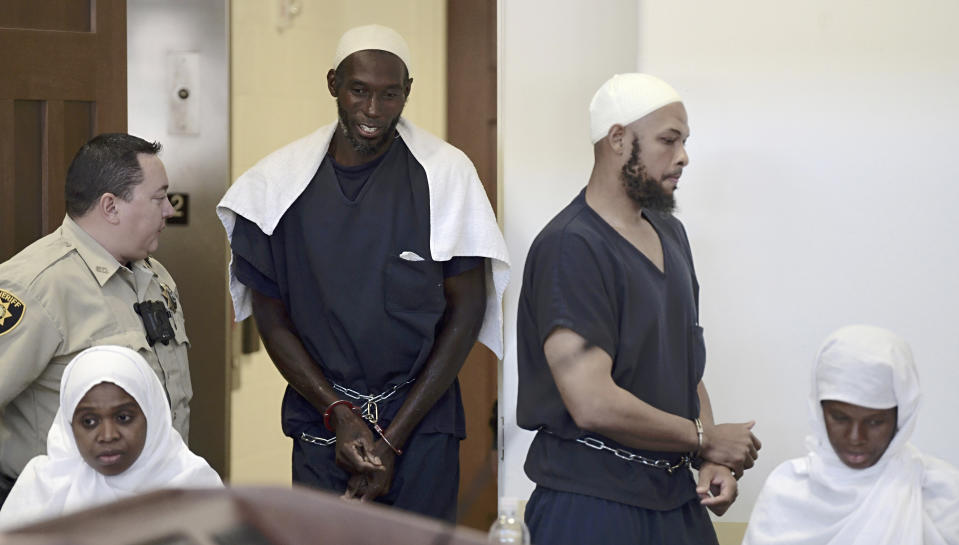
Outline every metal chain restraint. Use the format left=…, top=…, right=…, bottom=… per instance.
left=300, top=432, right=336, bottom=446
left=332, top=378, right=414, bottom=424
left=300, top=379, right=415, bottom=448
left=576, top=436, right=690, bottom=474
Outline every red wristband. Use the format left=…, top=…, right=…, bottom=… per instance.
left=323, top=400, right=356, bottom=432
left=371, top=422, right=403, bottom=456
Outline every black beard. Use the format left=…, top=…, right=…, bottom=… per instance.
left=337, top=102, right=401, bottom=157
left=621, top=137, right=675, bottom=213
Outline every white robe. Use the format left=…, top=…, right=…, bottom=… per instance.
left=216, top=118, right=510, bottom=358
left=0, top=346, right=222, bottom=530
left=743, top=325, right=959, bottom=545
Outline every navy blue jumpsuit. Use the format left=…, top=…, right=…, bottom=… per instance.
left=231, top=137, right=481, bottom=521
left=517, top=189, right=718, bottom=544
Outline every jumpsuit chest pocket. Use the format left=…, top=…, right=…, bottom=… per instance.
left=384, top=256, right=445, bottom=314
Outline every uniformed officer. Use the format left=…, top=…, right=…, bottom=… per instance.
left=0, top=134, right=192, bottom=507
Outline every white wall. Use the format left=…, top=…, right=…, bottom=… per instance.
left=638, top=0, right=959, bottom=521
left=499, top=0, right=638, bottom=502
left=500, top=0, right=959, bottom=523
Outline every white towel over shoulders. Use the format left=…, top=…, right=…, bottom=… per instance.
left=216, top=118, right=510, bottom=358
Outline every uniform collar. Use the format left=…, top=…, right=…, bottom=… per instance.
left=61, top=215, right=152, bottom=287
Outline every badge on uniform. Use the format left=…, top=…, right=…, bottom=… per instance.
left=159, top=282, right=178, bottom=313
left=0, top=289, right=26, bottom=336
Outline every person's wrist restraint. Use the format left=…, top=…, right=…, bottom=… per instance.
left=690, top=417, right=704, bottom=469
left=323, top=399, right=403, bottom=456
left=323, top=400, right=358, bottom=431
left=693, top=417, right=703, bottom=454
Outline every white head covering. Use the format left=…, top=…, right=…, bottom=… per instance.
left=333, top=24, right=412, bottom=74
left=743, top=325, right=959, bottom=545
left=0, top=346, right=222, bottom=530
left=589, top=73, right=683, bottom=144
left=811, top=325, right=919, bottom=464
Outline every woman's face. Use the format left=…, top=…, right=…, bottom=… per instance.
left=72, top=382, right=147, bottom=476
left=821, top=400, right=897, bottom=469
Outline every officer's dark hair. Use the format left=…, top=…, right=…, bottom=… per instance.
left=65, top=133, right=162, bottom=218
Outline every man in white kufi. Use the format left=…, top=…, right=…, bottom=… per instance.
left=216, top=24, right=508, bottom=521
left=515, top=73, right=762, bottom=545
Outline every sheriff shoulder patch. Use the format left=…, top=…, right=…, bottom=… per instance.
left=0, top=289, right=26, bottom=336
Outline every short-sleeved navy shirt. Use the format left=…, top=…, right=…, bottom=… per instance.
left=516, top=189, right=706, bottom=510
left=230, top=137, right=481, bottom=441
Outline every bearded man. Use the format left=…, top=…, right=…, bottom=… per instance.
left=516, top=73, right=761, bottom=544
left=216, top=25, right=508, bottom=521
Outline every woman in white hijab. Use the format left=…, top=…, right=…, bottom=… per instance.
left=0, top=345, right=222, bottom=529
left=742, top=325, right=959, bottom=545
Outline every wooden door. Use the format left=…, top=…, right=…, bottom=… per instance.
left=448, top=0, right=499, bottom=531
left=0, top=0, right=127, bottom=260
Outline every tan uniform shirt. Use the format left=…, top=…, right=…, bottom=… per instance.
left=0, top=216, right=191, bottom=479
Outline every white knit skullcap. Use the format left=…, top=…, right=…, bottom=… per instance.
left=333, top=24, right=412, bottom=74
left=589, top=73, right=683, bottom=143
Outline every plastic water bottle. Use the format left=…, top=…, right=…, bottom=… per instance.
left=488, top=497, right=531, bottom=544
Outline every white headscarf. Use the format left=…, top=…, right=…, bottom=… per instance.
left=0, top=346, right=222, bottom=530
left=743, top=325, right=959, bottom=545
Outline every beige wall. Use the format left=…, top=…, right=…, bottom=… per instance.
left=715, top=522, right=747, bottom=545
left=228, top=0, right=447, bottom=485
